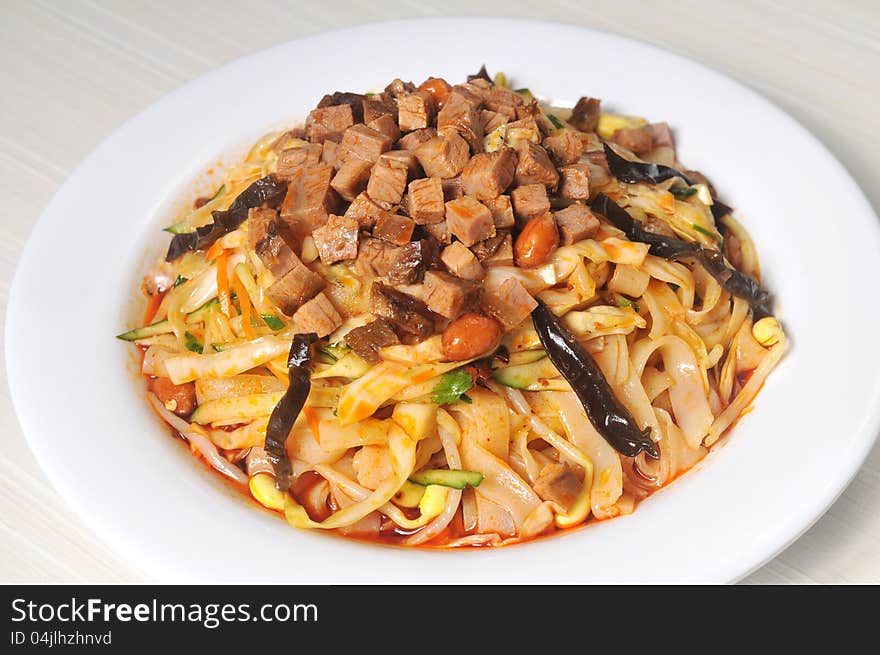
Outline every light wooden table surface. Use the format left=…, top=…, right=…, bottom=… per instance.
left=1, top=0, right=878, bottom=584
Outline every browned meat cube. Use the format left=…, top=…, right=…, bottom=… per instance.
left=612, top=126, right=654, bottom=155
left=480, top=109, right=509, bottom=133
left=305, top=105, right=354, bottom=144
left=558, top=163, right=591, bottom=200
left=397, top=127, right=437, bottom=151
left=510, top=184, right=550, bottom=224
left=280, top=165, right=339, bottom=238
left=482, top=278, right=537, bottom=329
left=437, top=88, right=483, bottom=151
left=316, top=92, right=365, bottom=122
left=423, top=270, right=478, bottom=320
left=385, top=238, right=439, bottom=284
left=371, top=283, right=434, bottom=340
left=569, top=97, right=601, bottom=133
left=276, top=143, right=323, bottom=180
left=312, top=214, right=359, bottom=264
left=367, top=154, right=409, bottom=207
left=424, top=220, right=450, bottom=245
left=321, top=140, right=340, bottom=169
left=381, top=150, right=422, bottom=180
left=397, top=91, right=435, bottom=132
left=456, top=80, right=490, bottom=101
left=441, top=241, right=484, bottom=281
left=484, top=87, right=522, bottom=120
left=367, top=113, right=401, bottom=143
left=442, top=176, right=464, bottom=201
left=362, top=94, right=397, bottom=124
left=445, top=196, right=496, bottom=246
left=339, top=124, right=394, bottom=164
left=405, top=177, right=445, bottom=225
left=343, top=318, right=400, bottom=363
left=553, top=204, right=600, bottom=245
left=483, top=195, right=515, bottom=228
left=543, top=130, right=584, bottom=167
left=650, top=122, right=675, bottom=149
left=267, top=264, right=324, bottom=316
left=292, top=292, right=342, bottom=337
left=384, top=78, right=416, bottom=97
left=482, top=233, right=514, bottom=267
left=414, top=132, right=470, bottom=179
left=373, top=213, right=415, bottom=246
left=344, top=192, right=389, bottom=229
left=461, top=147, right=517, bottom=200
left=354, top=237, right=398, bottom=278
left=514, top=141, right=559, bottom=189
left=330, top=158, right=372, bottom=201
left=247, top=207, right=301, bottom=278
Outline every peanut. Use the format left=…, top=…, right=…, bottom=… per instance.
left=442, top=313, right=503, bottom=361
left=514, top=212, right=559, bottom=268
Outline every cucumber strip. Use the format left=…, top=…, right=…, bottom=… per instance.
left=496, top=350, right=546, bottom=367
left=492, top=357, right=561, bottom=390
left=116, top=297, right=220, bottom=341
left=261, top=314, right=285, bottom=330
left=409, top=469, right=483, bottom=489
left=190, top=391, right=284, bottom=425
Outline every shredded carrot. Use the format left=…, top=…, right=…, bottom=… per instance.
left=232, top=275, right=256, bottom=339
left=205, top=240, right=225, bottom=262
left=266, top=361, right=289, bottom=386
left=143, top=293, right=164, bottom=326
left=658, top=191, right=676, bottom=214
left=411, top=370, right=438, bottom=384
left=216, top=251, right=233, bottom=318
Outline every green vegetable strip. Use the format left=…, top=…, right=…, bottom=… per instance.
left=409, top=469, right=483, bottom=489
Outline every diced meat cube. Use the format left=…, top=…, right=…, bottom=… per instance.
left=442, top=176, right=464, bottom=201
left=330, top=158, right=372, bottom=201
left=276, top=143, right=323, bottom=180
left=312, top=214, right=359, bottom=264
left=381, top=150, right=422, bottom=180
left=397, top=127, right=437, bottom=151
left=483, top=195, right=515, bottom=228
left=461, top=147, right=517, bottom=200
left=423, top=270, right=478, bottom=320
left=397, top=91, right=435, bottom=132
left=612, top=126, right=653, bottom=155
left=514, top=141, right=559, bottom=189
left=510, top=184, right=550, bottom=224
left=414, top=132, right=470, bottom=179
left=558, top=163, right=591, bottom=200
left=367, top=113, right=401, bottom=143
left=292, top=292, right=342, bottom=337
left=321, top=140, right=340, bottom=169
left=354, top=237, right=398, bottom=278
left=445, top=196, right=496, bottom=246
left=345, top=192, right=389, bottom=229
left=316, top=91, right=365, bottom=122
left=339, top=124, right=394, bottom=164
left=385, top=238, right=439, bottom=284
left=483, top=233, right=514, bottom=267
left=305, top=104, right=354, bottom=144
left=455, top=81, right=489, bottom=101
left=482, top=278, right=538, bottom=329
left=553, top=204, right=600, bottom=245
left=362, top=94, right=397, bottom=123
left=437, top=88, right=483, bottom=151
left=543, top=130, right=584, bottom=167
left=366, top=154, right=409, bottom=207
left=267, top=264, right=324, bottom=316
left=370, top=283, right=435, bottom=340
left=480, top=109, right=508, bottom=133
left=405, top=177, right=445, bottom=225
left=484, top=87, right=522, bottom=120
left=650, top=122, right=675, bottom=149
left=248, top=207, right=301, bottom=277
left=504, top=117, right=541, bottom=147
left=569, top=97, right=601, bottom=133
left=424, top=220, right=450, bottom=245
left=280, top=165, right=339, bottom=238
left=343, top=318, right=400, bottom=364
left=441, top=241, right=484, bottom=281
left=373, top=213, right=415, bottom=246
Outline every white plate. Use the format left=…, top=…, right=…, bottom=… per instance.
left=7, top=18, right=880, bottom=584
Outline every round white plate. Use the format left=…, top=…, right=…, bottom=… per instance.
left=7, top=18, right=880, bottom=584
